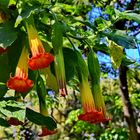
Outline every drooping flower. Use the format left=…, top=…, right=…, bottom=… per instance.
left=7, top=46, right=33, bottom=92
left=87, top=50, right=111, bottom=123
left=7, top=117, right=23, bottom=126
left=54, top=49, right=67, bottom=97
left=37, top=84, right=57, bottom=137
left=26, top=23, right=54, bottom=70
left=51, top=22, right=67, bottom=97
left=78, top=78, right=102, bottom=124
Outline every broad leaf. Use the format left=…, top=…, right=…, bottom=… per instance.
left=104, top=30, right=135, bottom=49
left=0, top=22, right=17, bottom=49
left=0, top=118, right=10, bottom=127
left=109, top=41, right=124, bottom=69
left=15, top=4, right=38, bottom=27
left=26, top=108, right=57, bottom=130
left=122, top=57, right=135, bottom=66
left=36, top=74, right=47, bottom=99
left=0, top=101, right=25, bottom=122
left=0, top=53, right=10, bottom=82
left=63, top=48, right=78, bottom=82
left=0, top=0, right=9, bottom=7
left=0, top=83, right=8, bottom=98
left=119, top=12, right=140, bottom=24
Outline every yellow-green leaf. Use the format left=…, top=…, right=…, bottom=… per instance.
left=109, top=41, right=124, bottom=69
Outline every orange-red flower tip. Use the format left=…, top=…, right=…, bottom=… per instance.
left=0, top=47, right=7, bottom=54
left=78, top=111, right=111, bottom=124
left=7, top=117, right=23, bottom=126
left=38, top=128, right=57, bottom=137
left=7, top=76, right=33, bottom=93
left=28, top=53, right=54, bottom=70
left=59, top=88, right=67, bottom=97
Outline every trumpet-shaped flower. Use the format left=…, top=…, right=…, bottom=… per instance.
left=54, top=49, right=67, bottom=97
left=7, top=46, right=33, bottom=92
left=38, top=96, right=57, bottom=137
left=26, top=24, right=54, bottom=70
left=78, top=78, right=102, bottom=124
left=87, top=50, right=111, bottom=123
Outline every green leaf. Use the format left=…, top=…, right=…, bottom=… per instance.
left=109, top=41, right=124, bottom=69
left=36, top=74, right=47, bottom=99
left=119, top=12, right=140, bottom=24
left=7, top=33, right=24, bottom=74
left=26, top=108, right=57, bottom=130
left=0, top=83, right=8, bottom=98
left=0, top=0, right=9, bottom=7
left=3, top=105, right=24, bottom=112
left=122, top=57, right=135, bottom=66
left=0, top=22, right=17, bottom=49
left=15, top=4, right=38, bottom=27
left=0, top=118, right=10, bottom=127
left=95, top=17, right=111, bottom=31
left=104, top=30, right=135, bottom=49
left=0, top=53, right=10, bottom=82
left=63, top=48, right=78, bottom=81
left=0, top=101, right=25, bottom=122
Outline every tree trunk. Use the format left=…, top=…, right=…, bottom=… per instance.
left=119, top=64, right=140, bottom=140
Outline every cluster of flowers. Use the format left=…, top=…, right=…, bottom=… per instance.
left=6, top=23, right=54, bottom=93
left=0, top=23, right=55, bottom=137
left=0, top=22, right=111, bottom=137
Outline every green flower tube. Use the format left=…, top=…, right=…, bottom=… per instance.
left=88, top=50, right=111, bottom=123
left=52, top=22, right=67, bottom=97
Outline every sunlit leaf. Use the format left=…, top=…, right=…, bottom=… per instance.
left=109, top=40, right=124, bottom=69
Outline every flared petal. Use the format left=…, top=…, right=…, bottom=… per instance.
left=38, top=127, right=57, bottom=137
left=7, top=76, right=33, bottom=92
left=28, top=53, right=54, bottom=70
left=78, top=110, right=111, bottom=124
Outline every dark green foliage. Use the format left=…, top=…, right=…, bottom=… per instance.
left=26, top=108, right=57, bottom=130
